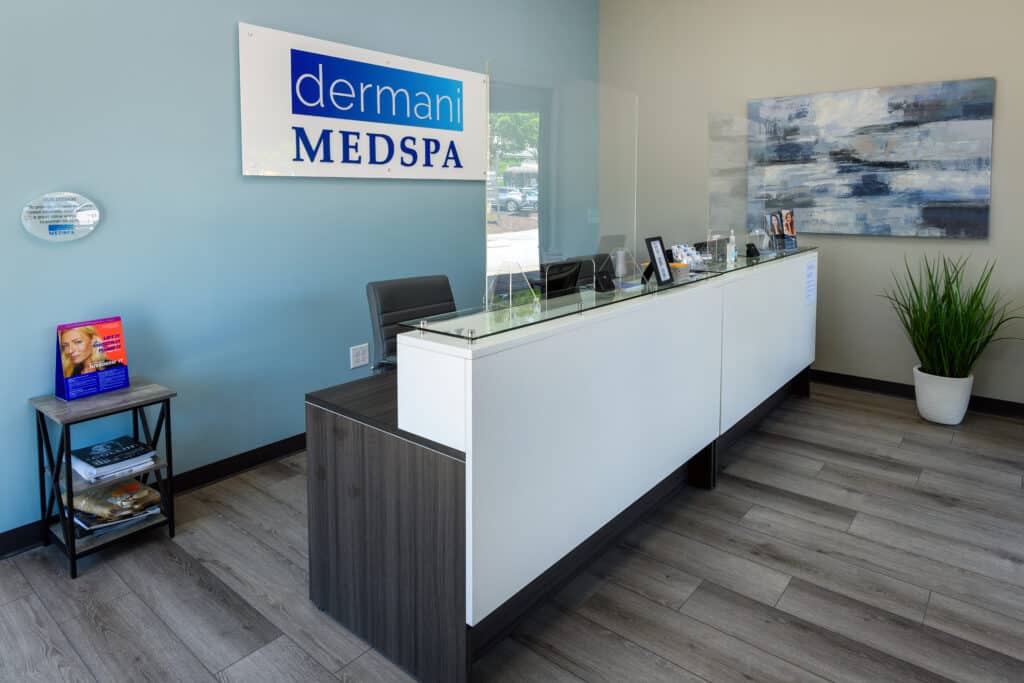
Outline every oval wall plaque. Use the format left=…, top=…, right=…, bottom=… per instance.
left=21, top=192, right=100, bottom=242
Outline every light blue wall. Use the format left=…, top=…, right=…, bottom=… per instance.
left=0, top=0, right=598, bottom=534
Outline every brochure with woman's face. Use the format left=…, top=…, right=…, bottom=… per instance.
left=764, top=209, right=798, bottom=247
left=56, top=317, right=130, bottom=400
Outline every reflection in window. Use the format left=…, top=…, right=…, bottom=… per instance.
left=487, top=112, right=540, bottom=279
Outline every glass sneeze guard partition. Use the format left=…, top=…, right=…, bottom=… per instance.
left=400, top=247, right=816, bottom=342
left=454, top=53, right=814, bottom=345
left=483, top=63, right=644, bottom=310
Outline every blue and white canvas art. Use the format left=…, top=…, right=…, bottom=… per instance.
left=747, top=78, right=994, bottom=238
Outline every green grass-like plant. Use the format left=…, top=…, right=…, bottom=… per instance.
left=882, top=255, right=1021, bottom=378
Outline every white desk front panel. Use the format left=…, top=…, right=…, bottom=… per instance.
left=396, top=250, right=818, bottom=626
left=466, top=281, right=723, bottom=624
left=720, top=250, right=817, bottom=432
left=397, top=342, right=468, bottom=452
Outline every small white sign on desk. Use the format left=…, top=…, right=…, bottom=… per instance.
left=805, top=259, right=818, bottom=305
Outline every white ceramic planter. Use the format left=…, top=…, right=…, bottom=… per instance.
left=913, top=365, right=973, bottom=425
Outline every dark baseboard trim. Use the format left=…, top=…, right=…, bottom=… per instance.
left=0, top=519, right=52, bottom=560
left=969, top=395, right=1024, bottom=420
left=0, top=433, right=305, bottom=559
left=809, top=369, right=914, bottom=399
left=810, top=369, right=1024, bottom=420
left=174, top=433, right=305, bottom=493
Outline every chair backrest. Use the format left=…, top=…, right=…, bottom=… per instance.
left=539, top=254, right=613, bottom=288
left=542, top=261, right=582, bottom=299
left=366, top=275, right=456, bottom=368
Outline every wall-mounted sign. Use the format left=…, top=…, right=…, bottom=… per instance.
left=22, top=192, right=100, bottom=242
left=239, top=23, right=487, bottom=181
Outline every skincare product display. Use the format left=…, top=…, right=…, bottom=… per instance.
left=671, top=244, right=705, bottom=269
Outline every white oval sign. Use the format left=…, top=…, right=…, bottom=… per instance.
left=21, top=192, right=100, bottom=242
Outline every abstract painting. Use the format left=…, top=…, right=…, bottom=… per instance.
left=747, top=78, right=994, bottom=238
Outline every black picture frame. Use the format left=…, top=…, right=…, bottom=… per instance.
left=645, top=236, right=673, bottom=285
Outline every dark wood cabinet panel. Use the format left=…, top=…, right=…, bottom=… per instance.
left=307, top=405, right=465, bottom=683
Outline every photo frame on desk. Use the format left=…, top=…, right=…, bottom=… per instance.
left=645, top=236, right=673, bottom=285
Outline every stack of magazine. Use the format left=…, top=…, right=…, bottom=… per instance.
left=64, top=480, right=163, bottom=539
left=70, top=436, right=155, bottom=483
left=63, top=436, right=162, bottom=539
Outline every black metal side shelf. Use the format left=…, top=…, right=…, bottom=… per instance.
left=29, top=377, right=177, bottom=578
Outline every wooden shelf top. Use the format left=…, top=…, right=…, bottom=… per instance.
left=30, top=377, right=176, bottom=425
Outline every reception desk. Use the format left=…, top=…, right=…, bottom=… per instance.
left=306, top=248, right=818, bottom=682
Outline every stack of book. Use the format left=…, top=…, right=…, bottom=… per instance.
left=70, top=436, right=155, bottom=483
left=65, top=480, right=163, bottom=539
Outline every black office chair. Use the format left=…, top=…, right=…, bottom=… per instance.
left=366, top=275, right=456, bottom=371
left=541, top=261, right=582, bottom=299
left=566, top=253, right=614, bottom=287
left=531, top=254, right=614, bottom=289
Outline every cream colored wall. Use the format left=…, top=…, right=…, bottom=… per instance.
left=600, top=0, right=1024, bottom=402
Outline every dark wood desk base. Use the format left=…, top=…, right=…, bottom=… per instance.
left=306, top=367, right=808, bottom=682
left=307, top=400, right=466, bottom=683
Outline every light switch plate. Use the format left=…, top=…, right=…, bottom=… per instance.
left=350, top=343, right=369, bottom=369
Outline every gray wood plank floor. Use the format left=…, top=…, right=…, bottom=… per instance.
left=3, top=383, right=1024, bottom=682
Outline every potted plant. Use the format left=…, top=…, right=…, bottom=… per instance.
left=883, top=255, right=1020, bottom=425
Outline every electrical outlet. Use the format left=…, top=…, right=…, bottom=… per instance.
left=350, top=343, right=369, bottom=369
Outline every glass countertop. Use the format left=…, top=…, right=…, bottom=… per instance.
left=399, top=247, right=816, bottom=342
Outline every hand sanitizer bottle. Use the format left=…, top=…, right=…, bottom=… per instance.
left=727, top=229, right=737, bottom=265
